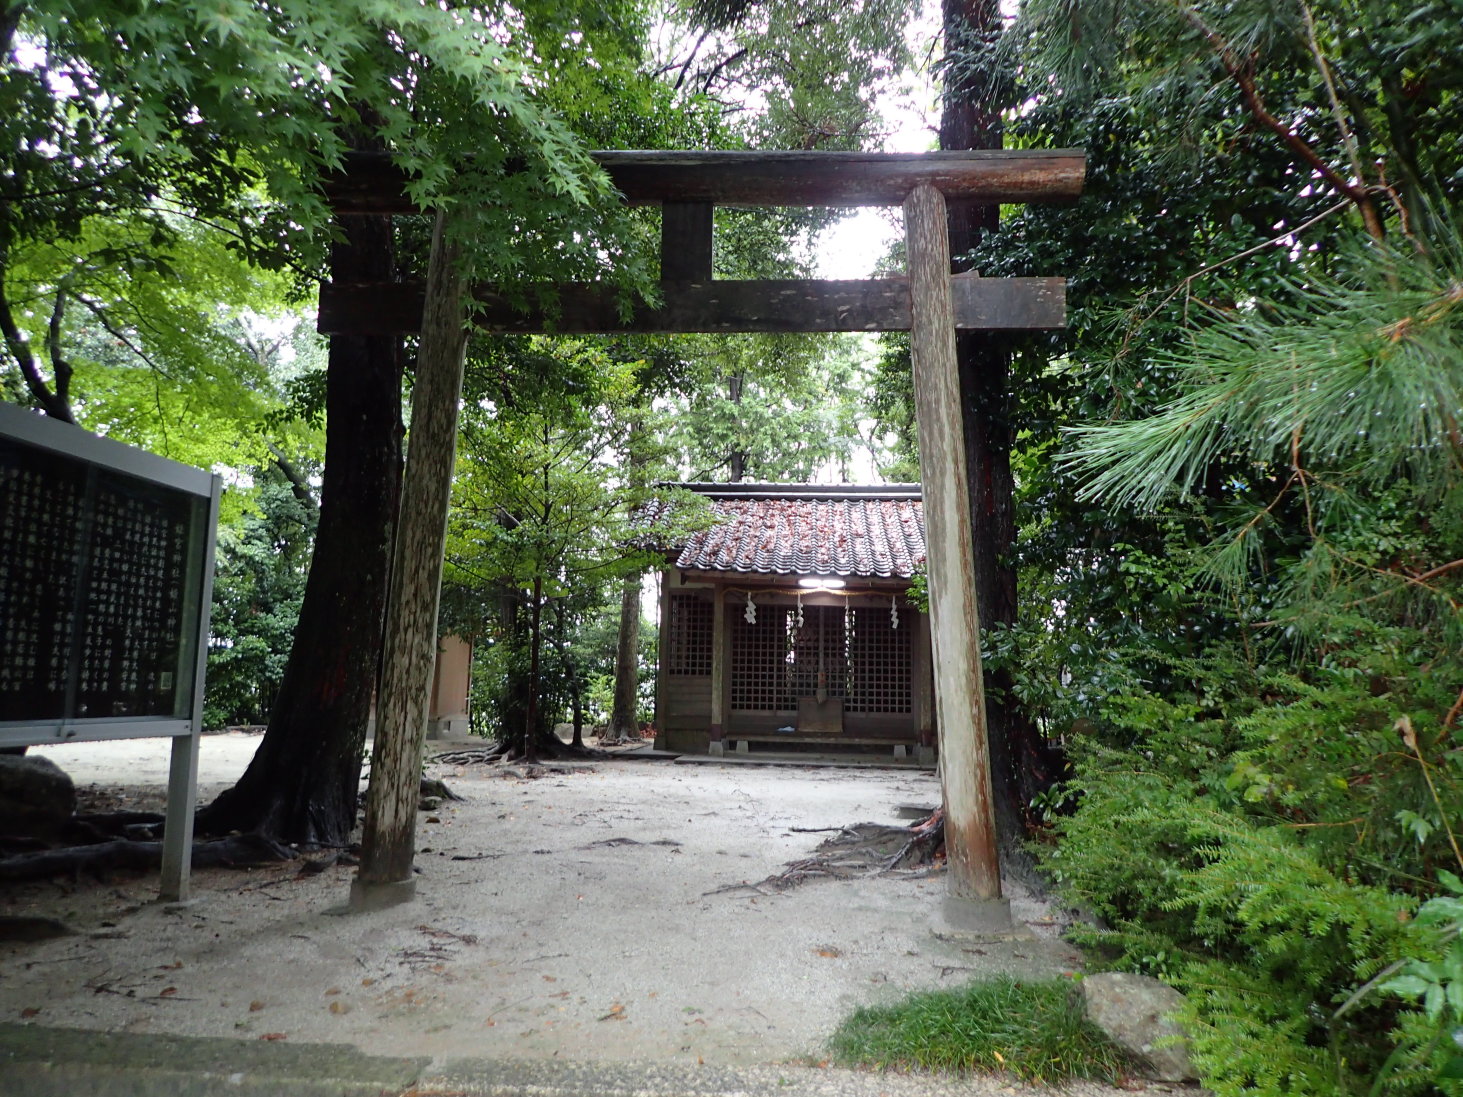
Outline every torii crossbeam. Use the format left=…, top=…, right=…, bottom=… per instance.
left=326, top=148, right=1085, bottom=914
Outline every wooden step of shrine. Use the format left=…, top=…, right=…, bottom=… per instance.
left=725, top=735, right=917, bottom=759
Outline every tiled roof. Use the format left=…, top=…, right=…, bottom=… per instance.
left=672, top=484, right=925, bottom=579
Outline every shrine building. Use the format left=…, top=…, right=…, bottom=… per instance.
left=654, top=483, right=934, bottom=761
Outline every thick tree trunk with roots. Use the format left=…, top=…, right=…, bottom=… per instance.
left=197, top=212, right=402, bottom=848
left=941, top=0, right=1063, bottom=862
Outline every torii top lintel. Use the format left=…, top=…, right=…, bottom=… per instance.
left=326, top=149, right=1085, bottom=213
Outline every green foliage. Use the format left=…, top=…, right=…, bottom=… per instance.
left=1035, top=631, right=1463, bottom=1096
left=583, top=614, right=659, bottom=728
left=657, top=0, right=915, bottom=150
left=444, top=336, right=711, bottom=745
left=1061, top=232, right=1463, bottom=507
left=3, top=213, right=297, bottom=462
left=827, top=976, right=1132, bottom=1084
left=857, top=3, right=1463, bottom=1094
left=665, top=333, right=883, bottom=481
left=1380, top=872, right=1463, bottom=1093
left=205, top=460, right=318, bottom=728
left=3, top=0, right=695, bottom=428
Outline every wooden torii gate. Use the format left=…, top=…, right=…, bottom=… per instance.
left=322, top=149, right=1084, bottom=914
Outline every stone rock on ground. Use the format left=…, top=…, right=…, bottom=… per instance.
left=0, top=754, right=75, bottom=841
left=1080, top=971, right=1197, bottom=1082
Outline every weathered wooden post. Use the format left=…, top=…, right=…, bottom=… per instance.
left=708, top=591, right=727, bottom=755
left=352, top=212, right=468, bottom=909
left=903, top=182, right=1003, bottom=906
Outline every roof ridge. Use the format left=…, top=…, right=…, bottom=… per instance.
left=673, top=481, right=921, bottom=500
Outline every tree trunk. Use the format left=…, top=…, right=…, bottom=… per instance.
left=197, top=211, right=402, bottom=848
left=524, top=574, right=545, bottom=761
left=499, top=588, right=532, bottom=756
left=605, top=576, right=642, bottom=741
left=606, top=417, right=647, bottom=743
left=727, top=373, right=747, bottom=482
left=940, top=0, right=1060, bottom=861
left=357, top=212, right=468, bottom=895
left=550, top=600, right=586, bottom=748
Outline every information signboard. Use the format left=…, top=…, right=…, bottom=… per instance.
left=0, top=403, right=221, bottom=899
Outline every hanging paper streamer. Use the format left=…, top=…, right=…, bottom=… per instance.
left=744, top=592, right=756, bottom=624
left=794, top=591, right=804, bottom=629
left=890, top=594, right=899, bottom=630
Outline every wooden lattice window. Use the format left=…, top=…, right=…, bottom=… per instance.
left=665, top=592, right=713, bottom=676
left=731, top=607, right=788, bottom=711
left=846, top=606, right=912, bottom=714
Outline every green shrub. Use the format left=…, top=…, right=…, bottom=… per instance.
left=1039, top=646, right=1463, bottom=1096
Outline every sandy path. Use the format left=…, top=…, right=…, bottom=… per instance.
left=2, top=737, right=1085, bottom=1069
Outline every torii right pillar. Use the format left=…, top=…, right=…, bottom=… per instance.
left=904, top=182, right=1007, bottom=927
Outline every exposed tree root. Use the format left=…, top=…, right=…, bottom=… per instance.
left=62, top=810, right=168, bottom=843
left=0, top=832, right=296, bottom=883
left=418, top=776, right=463, bottom=803
left=432, top=738, right=606, bottom=770
left=596, top=727, right=646, bottom=747
left=708, top=811, right=945, bottom=896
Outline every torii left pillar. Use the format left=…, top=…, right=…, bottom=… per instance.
left=904, top=183, right=1006, bottom=927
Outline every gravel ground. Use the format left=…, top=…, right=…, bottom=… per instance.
left=0, top=734, right=1166, bottom=1096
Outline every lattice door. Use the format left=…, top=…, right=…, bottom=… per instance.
left=730, top=607, right=787, bottom=711
left=846, top=606, right=912, bottom=713
left=785, top=605, right=847, bottom=703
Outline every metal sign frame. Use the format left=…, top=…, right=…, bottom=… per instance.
left=0, top=402, right=221, bottom=900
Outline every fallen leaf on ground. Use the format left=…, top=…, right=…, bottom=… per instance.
left=814, top=946, right=841, bottom=958
left=20, top=1008, right=39, bottom=1019
left=259, top=1033, right=287, bottom=1041
left=597, top=1002, right=626, bottom=1021
left=248, top=1001, right=265, bottom=1012
left=329, top=1001, right=350, bottom=1014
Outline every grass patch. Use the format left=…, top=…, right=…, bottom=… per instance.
left=827, top=975, right=1132, bottom=1085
